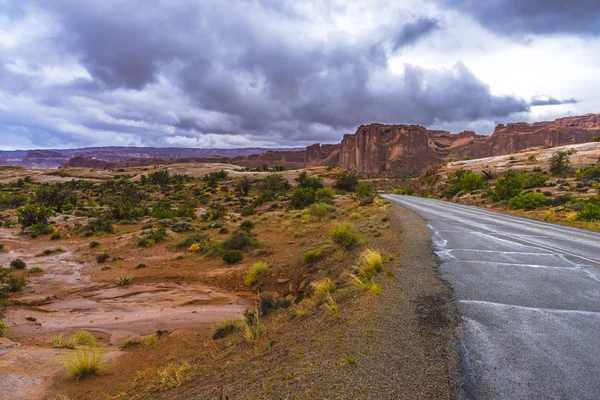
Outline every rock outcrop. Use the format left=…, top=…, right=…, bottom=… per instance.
left=53, top=113, right=600, bottom=175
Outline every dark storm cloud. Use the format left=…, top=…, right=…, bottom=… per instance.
left=530, top=97, right=578, bottom=106
left=391, top=17, right=440, bottom=51
left=0, top=1, right=532, bottom=148
left=438, top=0, right=600, bottom=36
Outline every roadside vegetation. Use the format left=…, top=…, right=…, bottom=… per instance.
left=0, top=164, right=409, bottom=399
left=400, top=148, right=600, bottom=230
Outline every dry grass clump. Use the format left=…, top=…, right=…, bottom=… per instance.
left=62, top=346, right=106, bottom=380
left=312, top=278, right=337, bottom=296
left=324, top=293, right=341, bottom=319
left=243, top=262, right=270, bottom=286
left=115, top=274, right=133, bottom=286
left=349, top=248, right=384, bottom=295
left=242, top=310, right=263, bottom=345
left=302, top=247, right=324, bottom=263
left=72, top=330, right=96, bottom=345
left=141, top=333, right=158, bottom=345
left=138, top=362, right=192, bottom=393
left=28, top=264, right=45, bottom=273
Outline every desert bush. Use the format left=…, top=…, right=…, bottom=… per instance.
left=577, top=203, right=600, bottom=221
left=141, top=333, right=158, bottom=345
left=16, top=203, right=55, bottom=231
left=28, top=265, right=44, bottom=273
left=330, top=223, right=360, bottom=250
left=508, top=192, right=548, bottom=210
left=82, top=215, right=115, bottom=234
left=115, top=275, right=133, bottom=286
left=577, top=165, right=600, bottom=182
left=315, top=187, right=335, bottom=203
left=240, top=206, right=256, bottom=216
left=0, top=244, right=4, bottom=252
left=63, top=346, right=106, bottom=380
left=334, top=172, right=359, bottom=192
left=244, top=262, right=270, bottom=285
left=491, top=170, right=527, bottom=201
left=10, top=259, right=26, bottom=270
left=171, top=222, right=195, bottom=233
left=201, top=203, right=227, bottom=222
left=257, top=174, right=291, bottom=203
left=240, top=220, right=255, bottom=230
left=296, top=171, right=324, bottom=190
left=523, top=172, right=549, bottom=188
left=89, top=241, right=100, bottom=248
left=138, top=226, right=168, bottom=247
left=212, top=320, right=239, bottom=339
left=444, top=170, right=487, bottom=197
left=0, top=321, right=7, bottom=337
left=549, top=150, right=575, bottom=175
left=96, top=253, right=110, bottom=263
left=222, top=230, right=259, bottom=251
left=222, top=250, right=244, bottom=264
left=34, top=184, right=76, bottom=212
left=175, top=233, right=209, bottom=249
left=307, top=202, right=335, bottom=218
left=290, top=187, right=316, bottom=209
left=303, top=247, right=325, bottom=263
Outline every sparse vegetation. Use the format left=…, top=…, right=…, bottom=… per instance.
left=96, top=252, right=110, bottom=263
left=330, top=223, right=360, bottom=250
left=222, top=250, right=244, bottom=264
left=244, top=262, right=270, bottom=285
left=115, top=274, right=133, bottom=286
left=62, top=346, right=106, bottom=380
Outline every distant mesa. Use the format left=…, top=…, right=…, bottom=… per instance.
left=1, top=114, right=599, bottom=175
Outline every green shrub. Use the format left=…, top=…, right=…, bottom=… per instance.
left=508, top=192, right=548, bottom=210
left=576, top=165, right=600, bottom=182
left=330, top=223, right=360, bottom=250
left=171, top=222, right=195, bottom=233
left=222, top=230, right=259, bottom=251
left=240, top=206, right=256, bottom=216
left=0, top=321, right=7, bottom=337
left=96, top=253, right=110, bottom=263
left=444, top=170, right=487, bottom=197
left=303, top=247, right=324, bottom=263
left=175, top=233, right=209, bottom=249
left=315, top=188, right=335, bottom=203
left=307, top=203, right=336, bottom=218
left=244, top=262, right=270, bottom=285
left=16, top=203, right=55, bottom=231
left=290, top=187, right=316, bottom=209
left=492, top=170, right=527, bottom=201
left=592, top=136, right=600, bottom=142
left=82, top=215, right=115, bottom=234
left=334, top=172, right=359, bottom=192
left=137, top=226, right=168, bottom=247
left=10, top=259, right=26, bottom=270
left=296, top=172, right=324, bottom=190
left=257, top=174, right=291, bottom=203
left=0, top=244, right=4, bottom=252
left=222, top=250, right=244, bottom=264
left=523, top=172, right=549, bottom=188
left=549, top=150, right=575, bottom=175
left=577, top=203, right=600, bottom=221
left=240, top=220, right=255, bottom=230
left=89, top=241, right=100, bottom=248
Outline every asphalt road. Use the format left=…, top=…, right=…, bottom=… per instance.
left=383, top=195, right=600, bottom=400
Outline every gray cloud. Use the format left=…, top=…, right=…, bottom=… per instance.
left=0, top=1, right=534, bottom=149
left=438, top=0, right=600, bottom=36
left=391, top=17, right=440, bottom=51
left=530, top=96, right=578, bottom=106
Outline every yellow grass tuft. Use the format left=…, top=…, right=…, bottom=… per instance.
left=244, top=262, right=270, bottom=286
left=62, top=346, right=106, bottom=380
left=312, top=278, right=337, bottom=296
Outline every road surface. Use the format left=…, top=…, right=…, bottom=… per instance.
left=384, top=195, right=600, bottom=400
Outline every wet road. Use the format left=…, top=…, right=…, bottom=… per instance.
left=384, top=195, right=600, bottom=400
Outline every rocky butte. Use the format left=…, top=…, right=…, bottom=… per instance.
left=303, top=113, right=600, bottom=175
left=53, top=113, right=600, bottom=175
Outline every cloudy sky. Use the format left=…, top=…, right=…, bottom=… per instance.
left=1, top=0, right=599, bottom=150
